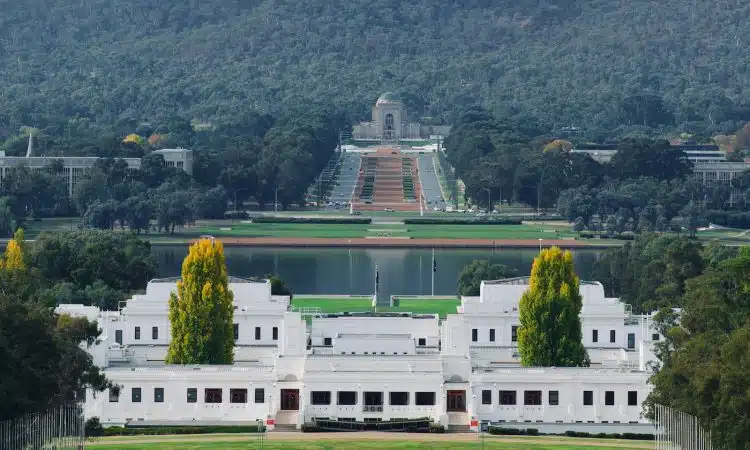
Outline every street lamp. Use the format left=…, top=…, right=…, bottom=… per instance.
left=538, top=238, right=543, bottom=253
left=274, top=187, right=282, bottom=213
left=481, top=188, right=491, bottom=213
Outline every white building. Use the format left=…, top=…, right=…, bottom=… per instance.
left=0, top=148, right=193, bottom=196
left=58, top=276, right=660, bottom=432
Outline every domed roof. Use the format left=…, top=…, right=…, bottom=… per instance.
left=376, top=92, right=401, bottom=104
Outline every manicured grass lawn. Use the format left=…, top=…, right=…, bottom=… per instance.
left=292, top=296, right=460, bottom=318
left=292, top=296, right=373, bottom=313
left=378, top=298, right=460, bottom=318
left=90, top=437, right=652, bottom=450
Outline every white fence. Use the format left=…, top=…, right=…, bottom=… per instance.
left=654, top=404, right=717, bottom=449
left=0, top=404, right=84, bottom=450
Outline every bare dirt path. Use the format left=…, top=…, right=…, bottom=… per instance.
left=89, top=432, right=653, bottom=448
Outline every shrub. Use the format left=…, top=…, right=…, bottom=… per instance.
left=251, top=217, right=371, bottom=224
left=704, top=210, right=750, bottom=228
left=85, top=417, right=104, bottom=437
left=404, top=218, right=522, bottom=225
left=428, top=423, right=446, bottom=433
left=488, top=427, right=538, bottom=436
left=103, top=425, right=263, bottom=436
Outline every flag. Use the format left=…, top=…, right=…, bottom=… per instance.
left=375, top=266, right=380, bottom=292
left=432, top=249, right=437, bottom=272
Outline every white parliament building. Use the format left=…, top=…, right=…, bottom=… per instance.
left=57, top=276, right=661, bottom=432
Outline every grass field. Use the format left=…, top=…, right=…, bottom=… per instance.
left=89, top=433, right=653, bottom=450
left=16, top=216, right=750, bottom=247
left=292, top=296, right=460, bottom=318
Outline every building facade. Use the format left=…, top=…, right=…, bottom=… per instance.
left=352, top=93, right=450, bottom=141
left=58, top=276, right=659, bottom=431
left=0, top=148, right=193, bottom=196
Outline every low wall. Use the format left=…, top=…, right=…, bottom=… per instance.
left=486, top=421, right=655, bottom=435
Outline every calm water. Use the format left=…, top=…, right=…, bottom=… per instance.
left=153, top=246, right=601, bottom=296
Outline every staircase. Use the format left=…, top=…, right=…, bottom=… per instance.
left=352, top=148, right=420, bottom=212
left=272, top=424, right=298, bottom=432
left=448, top=424, right=471, bottom=433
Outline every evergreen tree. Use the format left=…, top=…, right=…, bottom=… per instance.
left=2, top=228, right=25, bottom=269
left=166, top=238, right=234, bottom=364
left=518, top=246, right=589, bottom=367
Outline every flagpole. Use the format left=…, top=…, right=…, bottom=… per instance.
left=431, top=249, right=435, bottom=296
left=374, top=264, right=379, bottom=310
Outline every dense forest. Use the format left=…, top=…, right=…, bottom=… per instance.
left=2, top=0, right=750, bottom=139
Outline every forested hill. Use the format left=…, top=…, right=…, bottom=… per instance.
left=2, top=0, right=750, bottom=136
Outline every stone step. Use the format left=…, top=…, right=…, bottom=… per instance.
left=448, top=424, right=471, bottom=433
left=272, top=423, right=299, bottom=432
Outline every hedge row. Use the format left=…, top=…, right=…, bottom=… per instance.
left=487, top=426, right=653, bottom=440
left=101, top=425, right=264, bottom=436
left=251, top=217, right=371, bottom=224
left=404, top=218, right=523, bottom=225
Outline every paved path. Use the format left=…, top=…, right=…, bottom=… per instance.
left=200, top=237, right=620, bottom=249
left=88, top=432, right=653, bottom=448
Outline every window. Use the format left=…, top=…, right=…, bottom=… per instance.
left=154, top=388, right=164, bottom=403
left=471, top=328, right=478, bottom=342
left=610, top=330, right=616, bottom=343
left=417, top=338, right=426, bottom=346
left=230, top=389, right=248, bottom=403
left=415, top=392, right=436, bottom=406
left=592, top=330, right=598, bottom=343
left=338, top=391, right=357, bottom=405
left=272, top=326, right=278, bottom=340
left=524, top=390, right=542, bottom=406
left=187, top=388, right=197, bottom=403
left=499, top=391, right=516, bottom=405
left=481, top=390, right=492, bottom=405
left=627, top=333, right=635, bottom=349
left=311, top=391, right=331, bottom=405
left=255, top=327, right=261, bottom=340
left=489, top=329, right=495, bottom=342
left=652, top=333, right=660, bottom=341
left=628, top=391, right=638, bottom=406
left=364, top=392, right=383, bottom=406
left=583, top=390, right=593, bottom=406
left=255, top=388, right=265, bottom=403
left=389, top=392, right=408, bottom=406
left=233, top=324, right=239, bottom=341
left=134, top=327, right=141, bottom=340
left=548, top=391, right=559, bottom=406
left=511, top=326, right=518, bottom=342
left=115, top=330, right=122, bottom=345
left=323, top=337, right=332, bottom=346
left=605, top=391, right=615, bottom=406
left=205, top=388, right=223, bottom=403
left=152, top=326, right=158, bottom=340
left=109, top=389, right=119, bottom=403
left=131, top=387, right=142, bottom=403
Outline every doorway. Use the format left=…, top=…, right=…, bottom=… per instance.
left=281, top=389, right=299, bottom=410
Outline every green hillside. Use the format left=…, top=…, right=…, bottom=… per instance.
left=2, top=0, right=749, bottom=135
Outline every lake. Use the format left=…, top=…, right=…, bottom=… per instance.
left=152, top=246, right=602, bottom=297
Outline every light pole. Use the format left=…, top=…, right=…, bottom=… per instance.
left=234, top=188, right=248, bottom=221
left=481, top=188, right=491, bottom=213
left=274, top=187, right=281, bottom=213
left=538, top=238, right=543, bottom=253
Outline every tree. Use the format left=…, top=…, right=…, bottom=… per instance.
left=268, top=275, right=292, bottom=297
left=647, top=250, right=750, bottom=448
left=166, top=238, right=234, bottom=365
left=518, top=247, right=589, bottom=367
left=0, top=292, right=114, bottom=420
left=3, top=228, right=25, bottom=269
left=457, top=260, right=518, bottom=296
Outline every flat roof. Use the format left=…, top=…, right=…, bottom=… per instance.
left=483, top=277, right=599, bottom=286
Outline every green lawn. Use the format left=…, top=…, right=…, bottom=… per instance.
left=292, top=296, right=460, bottom=318
left=89, top=436, right=652, bottom=450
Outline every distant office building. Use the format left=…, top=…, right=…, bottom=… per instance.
left=570, top=143, right=750, bottom=205
left=151, top=148, right=194, bottom=174
left=0, top=146, right=193, bottom=196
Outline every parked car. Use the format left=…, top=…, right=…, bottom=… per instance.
left=384, top=208, right=395, bottom=212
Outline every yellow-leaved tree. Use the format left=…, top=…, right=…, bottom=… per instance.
left=518, top=246, right=589, bottom=367
left=2, top=228, right=25, bottom=270
left=166, top=238, right=234, bottom=364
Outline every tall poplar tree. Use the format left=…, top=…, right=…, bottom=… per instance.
left=2, top=228, right=25, bottom=269
left=166, top=238, right=234, bottom=364
left=518, top=246, right=588, bottom=367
